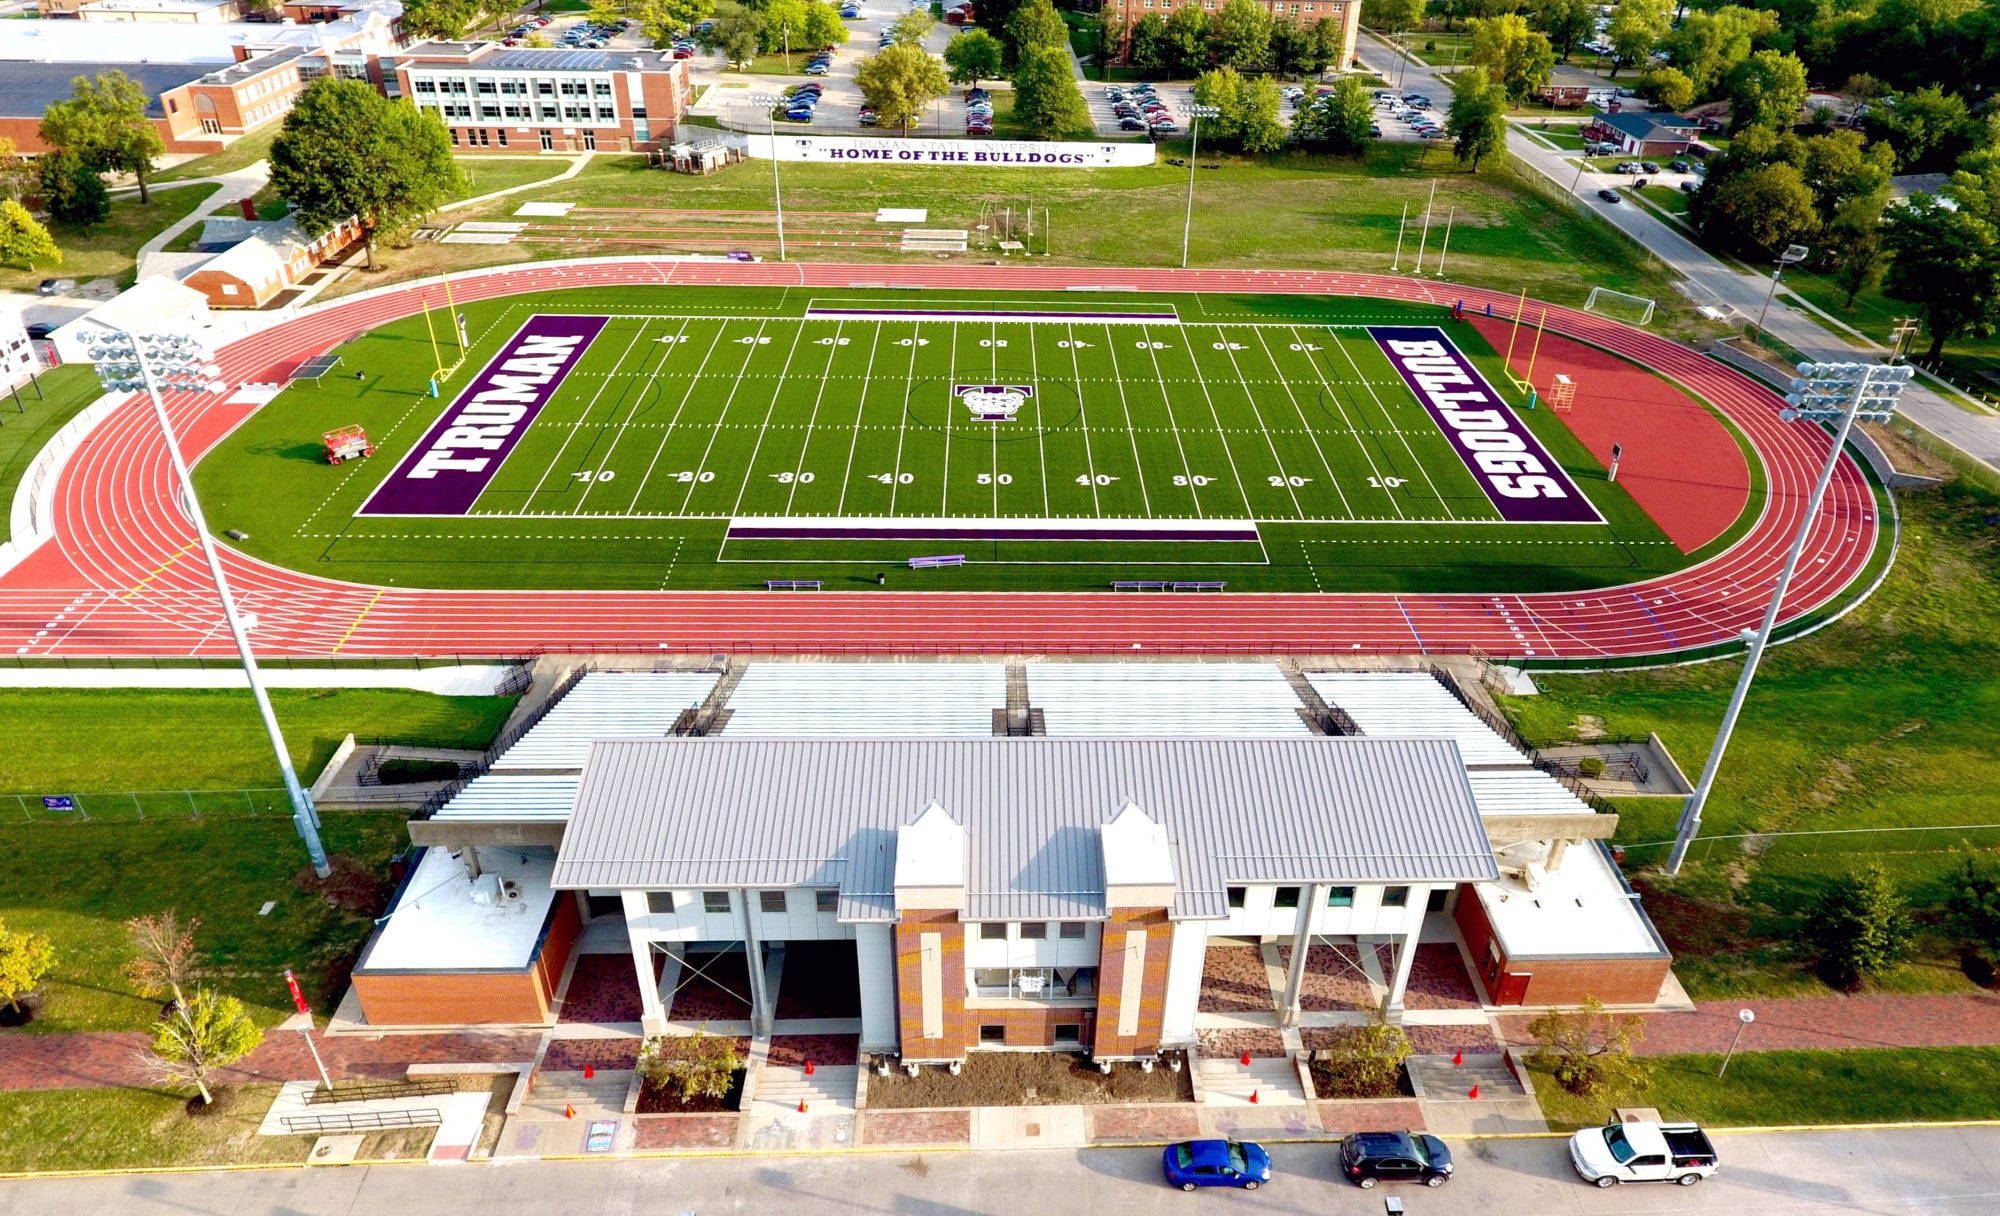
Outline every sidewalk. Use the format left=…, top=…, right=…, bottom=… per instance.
left=0, top=1027, right=542, bottom=1092
left=1498, top=992, right=2000, bottom=1056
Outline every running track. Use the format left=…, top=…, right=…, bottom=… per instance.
left=0, top=261, right=1881, bottom=660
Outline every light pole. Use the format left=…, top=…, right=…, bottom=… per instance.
left=1180, top=103, right=1220, bottom=269
left=80, top=328, right=330, bottom=877
left=748, top=94, right=788, bottom=260
left=1664, top=361, right=1915, bottom=875
left=1717, top=1008, right=1754, bottom=1077
left=1754, top=243, right=1809, bottom=340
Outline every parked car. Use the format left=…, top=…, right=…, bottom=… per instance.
left=1119, top=116, right=1148, bottom=131
left=35, top=279, right=74, bottom=296
left=1597, top=188, right=1622, bottom=202
left=1569, top=1121, right=1718, bottom=1188
left=859, top=107, right=879, bottom=125
left=805, top=61, right=830, bottom=73
left=24, top=322, right=55, bottom=339
left=1640, top=160, right=1660, bottom=173
left=1163, top=1140, right=1271, bottom=1191
left=1680, top=179, right=1697, bottom=191
left=1614, top=160, right=1640, bottom=173
left=1668, top=158, right=1690, bottom=172
left=1338, top=1132, right=1453, bottom=1189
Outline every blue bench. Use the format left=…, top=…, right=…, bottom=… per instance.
left=908, top=555, right=966, bottom=569
left=1111, top=580, right=1169, bottom=591
left=1171, top=581, right=1227, bottom=592
left=764, top=579, right=823, bottom=590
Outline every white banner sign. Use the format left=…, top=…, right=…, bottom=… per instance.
left=744, top=132, right=1155, bottom=168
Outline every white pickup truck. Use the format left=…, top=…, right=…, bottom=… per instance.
left=1568, top=1120, right=1719, bottom=1188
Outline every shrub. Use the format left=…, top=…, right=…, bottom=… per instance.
left=1526, top=996, right=1648, bottom=1096
left=1802, top=863, right=1912, bottom=989
left=376, top=758, right=463, bottom=785
left=1577, top=756, right=1607, bottom=777
left=638, top=1028, right=740, bottom=1106
left=1946, top=847, right=2000, bottom=963
left=0, top=918, right=56, bottom=1021
left=139, top=988, right=264, bottom=1106
left=1310, top=1018, right=1411, bottom=1098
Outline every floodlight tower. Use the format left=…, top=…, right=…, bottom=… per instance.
left=82, top=328, right=331, bottom=878
left=1754, top=244, right=1810, bottom=340
left=1180, top=103, right=1221, bottom=269
left=1665, top=361, right=1915, bottom=874
left=748, top=94, right=789, bottom=261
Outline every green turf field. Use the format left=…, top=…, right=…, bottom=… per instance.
left=194, top=286, right=1746, bottom=592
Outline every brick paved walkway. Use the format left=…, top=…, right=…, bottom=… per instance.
left=1498, top=993, right=2000, bottom=1055
left=0, top=1028, right=544, bottom=1092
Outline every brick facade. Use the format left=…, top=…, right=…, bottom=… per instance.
left=1455, top=883, right=1670, bottom=1008
left=1091, top=906, right=1172, bottom=1059
left=894, top=908, right=968, bottom=1061
left=352, top=891, right=581, bottom=1027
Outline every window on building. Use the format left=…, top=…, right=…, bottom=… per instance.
left=646, top=891, right=675, bottom=914
left=1227, top=886, right=1245, bottom=909
left=448, top=128, right=459, bottom=145
left=582, top=131, right=596, bottom=150
left=979, top=1024, right=1006, bottom=1045
left=979, top=922, right=1007, bottom=940
left=1059, top=922, right=1085, bottom=939
left=972, top=967, right=1097, bottom=1000
left=1273, top=886, right=1301, bottom=909
left=1382, top=886, right=1410, bottom=908
left=596, top=107, right=616, bottom=120
left=1427, top=888, right=1450, bottom=912
left=702, top=890, right=730, bottom=914
left=593, top=82, right=613, bottom=96
left=1326, top=886, right=1355, bottom=907
left=759, top=890, right=787, bottom=914
left=816, top=889, right=839, bottom=914
left=479, top=105, right=500, bottom=119
left=1019, top=922, right=1047, bottom=940
left=1054, top=1023, right=1082, bottom=1047
left=414, top=79, right=436, bottom=94
left=540, top=129, right=553, bottom=149
left=537, top=81, right=555, bottom=95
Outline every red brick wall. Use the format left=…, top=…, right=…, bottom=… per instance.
left=352, top=895, right=581, bottom=1027
left=1092, top=906, right=1171, bottom=1059
left=535, top=893, right=583, bottom=1006
left=894, top=909, right=967, bottom=1060
left=1456, top=883, right=1670, bottom=1007
left=962, top=1005, right=1094, bottom=1048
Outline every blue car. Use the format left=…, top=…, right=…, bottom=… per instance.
left=1162, top=1139, right=1271, bottom=1191
left=785, top=107, right=815, bottom=122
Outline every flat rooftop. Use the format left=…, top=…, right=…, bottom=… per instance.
left=359, top=846, right=558, bottom=972
left=0, top=60, right=208, bottom=118
left=1477, top=838, right=1666, bottom=959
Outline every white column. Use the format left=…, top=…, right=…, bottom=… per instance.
left=631, top=934, right=665, bottom=1035
left=1280, top=883, right=1324, bottom=1027
left=1380, top=922, right=1423, bottom=1023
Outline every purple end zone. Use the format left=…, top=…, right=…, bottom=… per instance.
left=358, top=314, right=608, bottom=516
left=1367, top=325, right=1602, bottom=525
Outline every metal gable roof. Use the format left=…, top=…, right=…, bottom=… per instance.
left=548, top=737, right=1499, bottom=920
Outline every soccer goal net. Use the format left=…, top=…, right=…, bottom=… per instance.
left=1583, top=287, right=1657, bottom=327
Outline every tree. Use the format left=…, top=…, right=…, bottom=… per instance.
left=1445, top=67, right=1509, bottom=169
left=945, top=27, right=1005, bottom=84
left=1161, top=3, right=1209, bottom=76
left=139, top=988, right=263, bottom=1106
left=269, top=79, right=463, bottom=271
left=1882, top=194, right=2000, bottom=360
left=1013, top=42, right=1092, bottom=138
left=759, top=0, right=809, bottom=54
left=1801, top=864, right=1915, bottom=988
left=0, top=200, right=60, bottom=272
left=0, top=919, right=55, bottom=1018
left=1208, top=0, right=1273, bottom=70
left=1865, top=86, right=1974, bottom=173
left=1948, top=848, right=2000, bottom=964
left=38, top=149, right=110, bottom=228
left=1689, top=161, right=1819, bottom=253
left=1527, top=996, right=1648, bottom=1096
left=0, top=137, right=32, bottom=202
left=1310, top=1018, right=1411, bottom=1099
left=1726, top=49, right=1808, bottom=130
left=1468, top=14, right=1555, bottom=101
left=400, top=0, right=479, bottom=39
left=38, top=71, right=165, bottom=204
left=1129, top=11, right=1169, bottom=72
left=885, top=7, right=934, bottom=45
left=624, top=0, right=717, bottom=41
left=797, top=0, right=847, bottom=49
left=125, top=911, right=200, bottom=1008
left=1192, top=67, right=1285, bottom=151
left=1658, top=5, right=1777, bottom=96
left=1361, top=0, right=1423, bottom=30
left=1535, top=0, right=1595, bottom=60
left=1798, top=129, right=1892, bottom=224
left=855, top=42, right=949, bottom=134
left=1294, top=74, right=1376, bottom=152
left=638, top=1028, right=741, bottom=1105
left=1605, top=0, right=1670, bottom=76
left=1639, top=66, right=1694, bottom=111
left=1005, top=0, right=1068, bottom=58
left=522, top=29, right=553, bottom=45
left=1828, top=211, right=1887, bottom=308
left=705, top=1, right=764, bottom=62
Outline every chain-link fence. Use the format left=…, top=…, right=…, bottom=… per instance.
left=1619, top=822, right=2000, bottom=870
left=2, top=787, right=430, bottom=823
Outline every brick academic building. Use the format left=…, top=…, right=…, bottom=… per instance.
left=1106, top=0, right=1362, bottom=71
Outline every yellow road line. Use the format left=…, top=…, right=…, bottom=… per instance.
left=121, top=541, right=198, bottom=600
left=331, top=588, right=386, bottom=653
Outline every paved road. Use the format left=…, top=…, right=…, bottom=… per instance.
left=2, top=1127, right=1997, bottom=1214
left=1360, top=32, right=2000, bottom=471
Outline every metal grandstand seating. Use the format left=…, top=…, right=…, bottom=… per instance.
left=720, top=663, right=1006, bottom=738
left=1304, top=672, right=1531, bottom=768
left=426, top=773, right=580, bottom=822
left=1029, top=663, right=1311, bottom=737
left=488, top=671, right=721, bottom=771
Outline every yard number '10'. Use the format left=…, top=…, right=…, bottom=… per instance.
left=572, top=470, right=615, bottom=482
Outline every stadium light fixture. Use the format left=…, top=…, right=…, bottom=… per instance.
left=1181, top=103, right=1222, bottom=270
left=80, top=328, right=332, bottom=879
left=1665, top=361, right=1915, bottom=875
left=1753, top=244, right=1810, bottom=340
left=749, top=94, right=788, bottom=261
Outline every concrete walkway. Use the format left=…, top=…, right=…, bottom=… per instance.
left=132, top=161, right=270, bottom=283
left=1501, top=991, right=2000, bottom=1056
left=437, top=152, right=592, bottom=215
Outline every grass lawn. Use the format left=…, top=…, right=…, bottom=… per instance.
left=1498, top=480, right=2000, bottom=1000
left=0, top=688, right=514, bottom=794
left=1529, top=127, right=1589, bottom=150
left=0, top=811, right=413, bottom=1030
left=0, top=366, right=103, bottom=546
left=0, top=182, right=221, bottom=295
left=453, top=154, right=574, bottom=200
left=1637, top=183, right=1690, bottom=215
left=1529, top=1048, right=2000, bottom=1130
left=153, top=128, right=276, bottom=185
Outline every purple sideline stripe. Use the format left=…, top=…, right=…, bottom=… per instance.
left=806, top=308, right=1175, bottom=321
left=729, top=522, right=1262, bottom=543
left=358, top=314, right=608, bottom=517
left=1366, top=325, right=1602, bottom=525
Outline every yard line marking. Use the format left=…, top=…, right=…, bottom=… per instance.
left=523, top=316, right=655, bottom=510
left=577, top=315, right=691, bottom=513
left=1103, top=325, right=1166, bottom=518
left=1337, top=326, right=1458, bottom=519
left=833, top=321, right=883, bottom=517
left=888, top=320, right=920, bottom=516
left=726, top=320, right=815, bottom=519
left=782, top=320, right=844, bottom=516
left=1247, top=326, right=1354, bottom=519
left=1142, top=322, right=1250, bottom=519
left=625, top=318, right=732, bottom=512
left=675, top=319, right=770, bottom=516
left=331, top=587, right=386, bottom=653
left=939, top=322, right=961, bottom=518
left=1029, top=324, right=1051, bottom=518
left=1205, top=324, right=1305, bottom=518
left=1289, top=326, right=1406, bottom=521
left=1062, top=323, right=1106, bottom=517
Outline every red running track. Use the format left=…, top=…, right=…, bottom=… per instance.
left=0, top=261, right=1880, bottom=660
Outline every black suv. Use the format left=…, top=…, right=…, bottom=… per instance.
left=1338, top=1131, right=1454, bottom=1188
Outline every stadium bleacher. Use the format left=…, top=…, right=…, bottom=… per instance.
left=1304, top=672, right=1531, bottom=768
left=720, top=663, right=1007, bottom=738
left=1029, top=662, right=1311, bottom=737
left=488, top=671, right=720, bottom=771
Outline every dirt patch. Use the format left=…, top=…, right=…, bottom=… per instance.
left=1573, top=714, right=1608, bottom=740
left=1629, top=878, right=1761, bottom=956
left=295, top=855, right=390, bottom=916
left=1863, top=422, right=1957, bottom=481
left=1197, top=1027, right=1286, bottom=1059
left=865, top=1051, right=1192, bottom=1109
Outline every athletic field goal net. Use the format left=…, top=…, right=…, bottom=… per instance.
left=1583, top=287, right=1657, bottom=327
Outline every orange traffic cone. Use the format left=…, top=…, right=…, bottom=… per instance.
left=1451, top=1050, right=1463, bottom=1066
left=1468, top=1084, right=1480, bottom=1100
left=564, top=1103, right=577, bottom=1119
left=1249, top=1089, right=1260, bottom=1104
left=798, top=1099, right=809, bottom=1113
left=805, top=1060, right=816, bottom=1076
left=584, top=1064, right=595, bottom=1079
left=1239, top=1052, right=1251, bottom=1066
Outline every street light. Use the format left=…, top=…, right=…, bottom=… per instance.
left=1753, top=243, right=1810, bottom=339
left=1180, top=103, right=1221, bottom=270
left=80, top=328, right=331, bottom=878
left=1717, top=1008, right=1754, bottom=1077
left=1665, top=361, right=1915, bottom=875
left=748, top=94, right=788, bottom=261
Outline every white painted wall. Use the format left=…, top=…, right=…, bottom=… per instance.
left=622, top=888, right=857, bottom=943
left=1215, top=882, right=1435, bottom=940
left=1160, top=920, right=1209, bottom=1046
left=855, top=922, right=897, bottom=1050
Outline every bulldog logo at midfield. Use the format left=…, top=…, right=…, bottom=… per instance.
left=956, top=383, right=1032, bottom=422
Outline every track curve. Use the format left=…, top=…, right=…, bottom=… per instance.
left=0, top=261, right=1880, bottom=660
